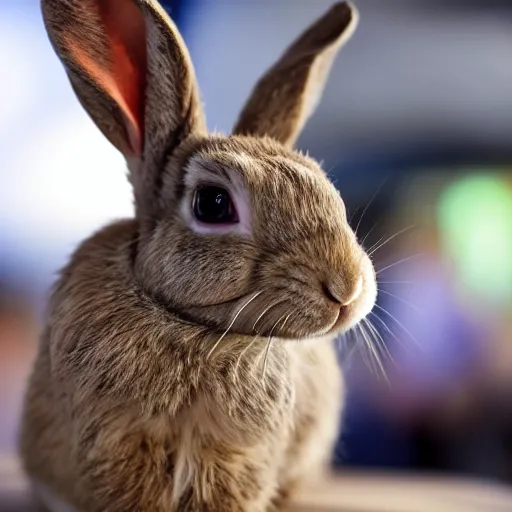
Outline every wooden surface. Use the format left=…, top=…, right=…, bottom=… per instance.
left=292, top=472, right=512, bottom=511
left=2, top=455, right=512, bottom=511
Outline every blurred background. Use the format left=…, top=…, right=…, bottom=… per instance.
left=1, top=0, right=512, bottom=488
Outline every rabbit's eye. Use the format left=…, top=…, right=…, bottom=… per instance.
left=193, top=186, right=239, bottom=224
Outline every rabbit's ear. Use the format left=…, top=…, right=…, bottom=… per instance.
left=41, top=0, right=206, bottom=193
left=233, top=2, right=357, bottom=147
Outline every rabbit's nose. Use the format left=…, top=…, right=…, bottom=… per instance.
left=322, top=276, right=363, bottom=306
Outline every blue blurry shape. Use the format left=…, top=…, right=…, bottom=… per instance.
left=159, top=0, right=185, bottom=25
left=335, top=392, right=415, bottom=469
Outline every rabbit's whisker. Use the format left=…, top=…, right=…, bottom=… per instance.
left=376, top=254, right=420, bottom=274
left=378, top=288, right=422, bottom=314
left=252, top=300, right=283, bottom=331
left=373, top=303, right=421, bottom=350
left=261, top=314, right=289, bottom=380
left=355, top=323, right=377, bottom=375
left=354, top=179, right=386, bottom=237
left=367, top=225, right=415, bottom=258
left=337, top=328, right=359, bottom=365
left=366, top=234, right=386, bottom=255
left=360, top=223, right=377, bottom=248
left=357, top=322, right=388, bottom=383
left=207, top=291, right=263, bottom=360
left=261, top=336, right=274, bottom=381
left=363, top=317, right=394, bottom=366
left=378, top=281, right=412, bottom=285
left=236, top=301, right=289, bottom=379
left=234, top=334, right=260, bottom=378
left=369, top=311, right=406, bottom=350
left=348, top=205, right=361, bottom=225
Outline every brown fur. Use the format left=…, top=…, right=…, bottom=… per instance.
left=20, top=1, right=373, bottom=511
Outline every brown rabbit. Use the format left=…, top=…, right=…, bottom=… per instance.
left=19, top=1, right=376, bottom=511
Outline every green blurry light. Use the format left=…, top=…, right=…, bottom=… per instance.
left=437, top=173, right=512, bottom=305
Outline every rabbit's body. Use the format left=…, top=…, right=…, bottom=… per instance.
left=21, top=1, right=375, bottom=510
left=21, top=177, right=342, bottom=512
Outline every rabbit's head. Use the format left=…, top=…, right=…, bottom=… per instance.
left=42, top=0, right=376, bottom=340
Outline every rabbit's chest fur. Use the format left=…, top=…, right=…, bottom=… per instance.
left=20, top=221, right=343, bottom=510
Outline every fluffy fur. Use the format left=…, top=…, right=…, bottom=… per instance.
left=20, top=1, right=376, bottom=510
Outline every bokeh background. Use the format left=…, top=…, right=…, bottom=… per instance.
left=1, top=0, right=512, bottom=487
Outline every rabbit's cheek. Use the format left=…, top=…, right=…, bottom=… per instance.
left=136, top=224, right=253, bottom=308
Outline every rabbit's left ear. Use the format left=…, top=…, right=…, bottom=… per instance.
left=41, top=0, right=206, bottom=201
left=233, top=2, right=358, bottom=148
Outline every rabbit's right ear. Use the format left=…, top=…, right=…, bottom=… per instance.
left=233, top=2, right=357, bottom=148
left=41, top=0, right=206, bottom=200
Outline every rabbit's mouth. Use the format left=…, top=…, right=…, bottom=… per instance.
left=327, top=305, right=353, bottom=334
left=164, top=289, right=374, bottom=342
left=145, top=251, right=377, bottom=340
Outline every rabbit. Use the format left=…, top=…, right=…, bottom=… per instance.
left=19, top=0, right=376, bottom=511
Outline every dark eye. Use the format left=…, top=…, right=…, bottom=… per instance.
left=193, top=186, right=238, bottom=224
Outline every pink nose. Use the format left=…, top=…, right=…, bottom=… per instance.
left=323, top=276, right=363, bottom=306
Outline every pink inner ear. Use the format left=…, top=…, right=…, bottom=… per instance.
left=66, top=0, right=148, bottom=156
